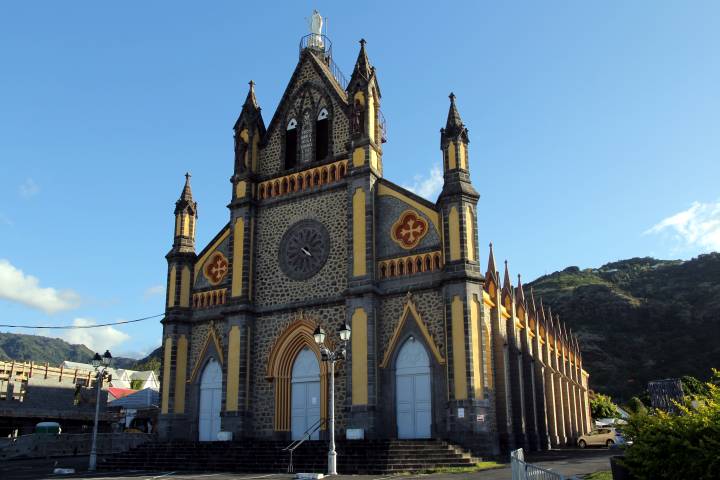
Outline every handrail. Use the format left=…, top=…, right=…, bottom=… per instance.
left=282, top=417, right=326, bottom=473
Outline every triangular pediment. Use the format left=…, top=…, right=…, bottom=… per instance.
left=380, top=294, right=445, bottom=368
left=263, top=49, right=349, bottom=145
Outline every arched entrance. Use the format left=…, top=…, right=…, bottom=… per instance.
left=198, top=358, right=222, bottom=441
left=396, top=337, right=431, bottom=439
left=291, top=347, right=321, bottom=440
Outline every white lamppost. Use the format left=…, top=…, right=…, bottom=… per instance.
left=88, top=349, right=112, bottom=472
left=313, top=322, right=351, bottom=476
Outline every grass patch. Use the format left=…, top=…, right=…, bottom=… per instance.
left=584, top=471, right=612, bottom=480
left=415, top=461, right=504, bottom=474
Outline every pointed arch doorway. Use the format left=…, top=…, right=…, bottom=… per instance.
left=198, top=359, right=222, bottom=441
left=291, top=347, right=321, bottom=440
left=396, top=338, right=432, bottom=439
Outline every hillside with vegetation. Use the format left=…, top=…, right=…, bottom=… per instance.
left=0, top=332, right=137, bottom=369
left=527, top=253, right=720, bottom=401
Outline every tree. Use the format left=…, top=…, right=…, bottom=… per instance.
left=590, top=393, right=619, bottom=419
left=622, top=370, right=720, bottom=480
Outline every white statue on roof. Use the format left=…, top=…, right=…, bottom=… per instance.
left=308, top=10, right=324, bottom=49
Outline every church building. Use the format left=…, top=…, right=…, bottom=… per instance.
left=158, top=22, right=591, bottom=455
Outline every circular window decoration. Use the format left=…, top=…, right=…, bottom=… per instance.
left=279, top=220, right=330, bottom=280
left=203, top=251, right=229, bottom=285
left=391, top=210, right=429, bottom=249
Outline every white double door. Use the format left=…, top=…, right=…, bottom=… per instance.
left=291, top=347, right=321, bottom=440
left=199, top=359, right=222, bottom=441
left=396, top=339, right=432, bottom=439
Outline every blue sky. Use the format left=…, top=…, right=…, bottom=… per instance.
left=1, top=1, right=718, bottom=358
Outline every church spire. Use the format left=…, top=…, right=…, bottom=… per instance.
left=502, top=260, right=512, bottom=296
left=485, top=242, right=499, bottom=287
left=349, top=39, right=372, bottom=86
left=445, top=92, right=465, bottom=137
left=244, top=80, right=259, bottom=110
left=516, top=274, right=526, bottom=306
left=172, top=172, right=197, bottom=253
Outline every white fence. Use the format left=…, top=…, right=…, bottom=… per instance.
left=511, top=449, right=579, bottom=480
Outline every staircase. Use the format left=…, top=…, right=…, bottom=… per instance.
left=100, top=439, right=481, bottom=474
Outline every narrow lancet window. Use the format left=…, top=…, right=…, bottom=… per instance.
left=285, top=118, right=298, bottom=169
left=315, top=108, right=329, bottom=162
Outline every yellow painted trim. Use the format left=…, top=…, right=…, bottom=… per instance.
left=175, top=214, right=181, bottom=237
left=377, top=183, right=440, bottom=234
left=235, top=180, right=247, bottom=199
left=161, top=337, right=172, bottom=414
left=451, top=296, right=467, bottom=400
left=501, top=305, right=511, bottom=319
left=226, top=326, right=241, bottom=411
left=179, top=267, right=190, bottom=307
left=352, top=147, right=365, bottom=167
left=174, top=335, right=187, bottom=413
left=458, top=142, right=467, bottom=170
left=251, top=131, right=259, bottom=172
left=194, top=228, right=231, bottom=278
left=248, top=218, right=254, bottom=300
left=448, top=206, right=461, bottom=261
left=351, top=308, right=368, bottom=405
left=352, top=188, right=367, bottom=276
left=465, top=206, right=475, bottom=261
left=369, top=148, right=378, bottom=172
left=482, top=290, right=495, bottom=308
left=380, top=297, right=445, bottom=368
left=447, top=142, right=457, bottom=170
left=232, top=218, right=245, bottom=297
left=167, top=266, right=176, bottom=308
left=188, top=327, right=224, bottom=383
left=367, top=91, right=375, bottom=144
left=470, top=295, right=483, bottom=399
left=239, top=128, right=249, bottom=142
left=182, top=214, right=190, bottom=237
left=353, top=91, right=365, bottom=105
left=484, top=320, right=493, bottom=389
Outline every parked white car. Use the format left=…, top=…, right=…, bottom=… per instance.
left=577, top=427, right=627, bottom=448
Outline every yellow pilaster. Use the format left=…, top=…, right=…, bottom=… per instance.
left=352, top=188, right=366, bottom=276
left=351, top=308, right=368, bottom=405
left=232, top=218, right=245, bottom=297
left=226, top=326, right=241, bottom=411
left=167, top=266, right=176, bottom=308
left=464, top=206, right=475, bottom=261
left=458, top=143, right=467, bottom=170
left=174, top=335, right=187, bottom=413
left=470, top=294, right=483, bottom=399
left=447, top=142, right=457, bottom=170
left=161, top=337, right=173, bottom=414
left=367, top=93, right=375, bottom=144
left=179, top=266, right=190, bottom=307
left=451, top=296, right=467, bottom=400
left=448, top=207, right=460, bottom=261
left=352, top=147, right=365, bottom=167
left=235, top=180, right=247, bottom=199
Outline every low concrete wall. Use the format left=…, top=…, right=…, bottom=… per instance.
left=0, top=432, right=153, bottom=460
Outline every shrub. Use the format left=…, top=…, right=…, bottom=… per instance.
left=622, top=370, right=720, bottom=480
left=590, top=393, right=619, bottom=419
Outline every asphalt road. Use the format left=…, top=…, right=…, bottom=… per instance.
left=0, top=449, right=615, bottom=480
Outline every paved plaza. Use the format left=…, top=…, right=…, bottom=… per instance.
left=0, top=450, right=614, bottom=480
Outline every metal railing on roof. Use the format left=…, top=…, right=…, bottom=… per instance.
left=299, top=33, right=348, bottom=91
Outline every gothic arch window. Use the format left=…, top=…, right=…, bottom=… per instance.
left=315, top=108, right=329, bottom=162
left=285, top=118, right=298, bottom=170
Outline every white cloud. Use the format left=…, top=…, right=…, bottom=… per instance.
left=645, top=200, right=720, bottom=252
left=19, top=178, right=39, bottom=198
left=56, top=318, right=130, bottom=353
left=0, top=259, right=80, bottom=314
left=143, top=284, right=165, bottom=300
left=401, top=165, right=444, bottom=200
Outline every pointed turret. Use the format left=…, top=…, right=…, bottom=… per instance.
left=485, top=242, right=499, bottom=289
left=173, top=172, right=197, bottom=252
left=502, top=260, right=512, bottom=293
left=516, top=274, right=526, bottom=307
left=440, top=93, right=471, bottom=174
left=348, top=39, right=372, bottom=86
left=232, top=81, right=266, bottom=178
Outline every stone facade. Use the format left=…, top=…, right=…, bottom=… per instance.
left=157, top=34, right=592, bottom=455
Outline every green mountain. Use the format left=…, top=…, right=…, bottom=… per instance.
left=527, top=253, right=720, bottom=401
left=0, top=332, right=137, bottom=368
left=131, top=346, right=162, bottom=374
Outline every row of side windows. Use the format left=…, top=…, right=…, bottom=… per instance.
left=284, top=108, right=330, bottom=170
